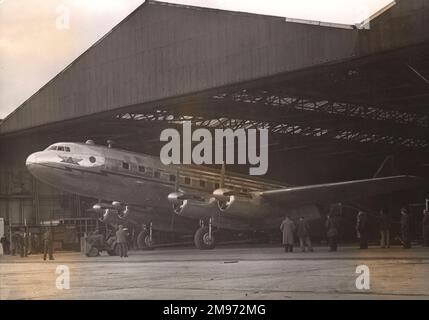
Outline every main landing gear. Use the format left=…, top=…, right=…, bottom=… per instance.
left=194, top=218, right=217, bottom=250
left=137, top=222, right=155, bottom=250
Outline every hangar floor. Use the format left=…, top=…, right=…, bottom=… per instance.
left=1, top=246, right=429, bottom=300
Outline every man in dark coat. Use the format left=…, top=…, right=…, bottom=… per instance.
left=422, top=209, right=429, bottom=247
left=10, top=231, right=18, bottom=256
left=280, top=216, right=295, bottom=252
left=43, top=228, right=54, bottom=260
left=400, top=207, right=411, bottom=249
left=356, top=212, right=369, bottom=249
left=297, top=217, right=313, bottom=252
left=116, top=225, right=129, bottom=258
left=326, top=213, right=340, bottom=252
left=0, top=232, right=10, bottom=255
left=379, top=209, right=390, bottom=248
left=22, top=230, right=29, bottom=257
left=13, top=232, right=24, bottom=257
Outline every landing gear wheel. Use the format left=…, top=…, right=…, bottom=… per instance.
left=137, top=230, right=155, bottom=250
left=114, top=243, right=121, bottom=256
left=86, top=246, right=99, bottom=257
left=194, top=226, right=216, bottom=250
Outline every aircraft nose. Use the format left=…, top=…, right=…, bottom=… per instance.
left=25, top=153, right=38, bottom=167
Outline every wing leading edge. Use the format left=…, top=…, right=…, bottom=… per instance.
left=259, top=175, right=425, bottom=208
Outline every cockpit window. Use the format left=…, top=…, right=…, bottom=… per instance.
left=46, top=145, right=71, bottom=152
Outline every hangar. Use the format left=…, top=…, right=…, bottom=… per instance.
left=0, top=0, right=428, bottom=237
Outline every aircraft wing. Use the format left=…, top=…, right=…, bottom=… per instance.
left=259, top=175, right=425, bottom=208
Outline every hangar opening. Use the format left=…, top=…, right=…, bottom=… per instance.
left=0, top=0, right=428, bottom=251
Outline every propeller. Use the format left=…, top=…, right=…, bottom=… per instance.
left=175, top=169, right=180, bottom=192
left=220, top=163, right=226, bottom=188
left=171, top=169, right=180, bottom=230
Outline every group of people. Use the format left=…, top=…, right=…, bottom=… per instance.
left=280, top=216, right=314, bottom=252
left=356, top=207, right=426, bottom=250
left=280, top=207, right=429, bottom=252
left=0, top=227, right=55, bottom=261
left=0, top=230, right=32, bottom=257
left=279, top=208, right=342, bottom=253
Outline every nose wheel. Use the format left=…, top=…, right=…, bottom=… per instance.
left=194, top=218, right=217, bottom=250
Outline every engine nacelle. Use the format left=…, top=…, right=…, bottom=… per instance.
left=168, top=191, right=214, bottom=218
left=213, top=188, right=263, bottom=218
left=100, top=208, right=119, bottom=223
left=93, top=202, right=114, bottom=211
left=94, top=202, right=130, bottom=222
left=218, top=195, right=266, bottom=218
left=212, top=188, right=233, bottom=202
left=119, top=205, right=130, bottom=218
left=112, top=201, right=123, bottom=209
left=171, top=198, right=218, bottom=219
left=167, top=191, right=185, bottom=204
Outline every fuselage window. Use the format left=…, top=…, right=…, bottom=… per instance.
left=138, top=165, right=145, bottom=173
left=154, top=170, right=161, bottom=179
left=146, top=168, right=153, bottom=177
left=48, top=146, right=57, bottom=151
left=199, top=180, right=206, bottom=188
left=184, top=177, right=191, bottom=185
left=169, top=174, right=176, bottom=182
left=89, top=156, right=96, bottom=163
left=57, top=146, right=65, bottom=151
left=65, top=147, right=71, bottom=152
left=122, top=162, right=130, bottom=170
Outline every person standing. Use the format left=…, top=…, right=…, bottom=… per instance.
left=43, top=228, right=54, bottom=260
left=297, top=217, right=313, bottom=252
left=22, top=230, right=29, bottom=257
left=15, top=232, right=24, bottom=257
left=400, top=207, right=411, bottom=249
left=116, top=225, right=128, bottom=258
left=356, top=212, right=369, bottom=249
left=10, top=231, right=17, bottom=256
left=379, top=209, right=390, bottom=248
left=422, top=209, right=429, bottom=247
left=280, top=216, right=296, bottom=252
left=0, top=235, right=7, bottom=255
left=0, top=230, right=10, bottom=255
left=326, top=213, right=340, bottom=252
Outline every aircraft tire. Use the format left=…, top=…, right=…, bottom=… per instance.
left=107, top=249, right=116, bottom=256
left=194, top=227, right=216, bottom=250
left=86, top=246, right=99, bottom=257
left=137, top=230, right=155, bottom=250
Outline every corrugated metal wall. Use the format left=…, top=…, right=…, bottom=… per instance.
left=0, top=0, right=428, bottom=134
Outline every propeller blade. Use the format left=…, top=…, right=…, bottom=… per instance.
left=220, top=163, right=226, bottom=188
left=175, top=169, right=180, bottom=191
left=172, top=169, right=180, bottom=231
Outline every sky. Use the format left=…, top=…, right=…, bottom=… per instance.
left=0, top=0, right=394, bottom=119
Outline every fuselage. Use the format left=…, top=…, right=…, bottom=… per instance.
left=25, top=142, right=326, bottom=234
left=26, top=141, right=286, bottom=210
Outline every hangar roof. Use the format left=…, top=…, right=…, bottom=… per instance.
left=1, top=0, right=428, bottom=135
